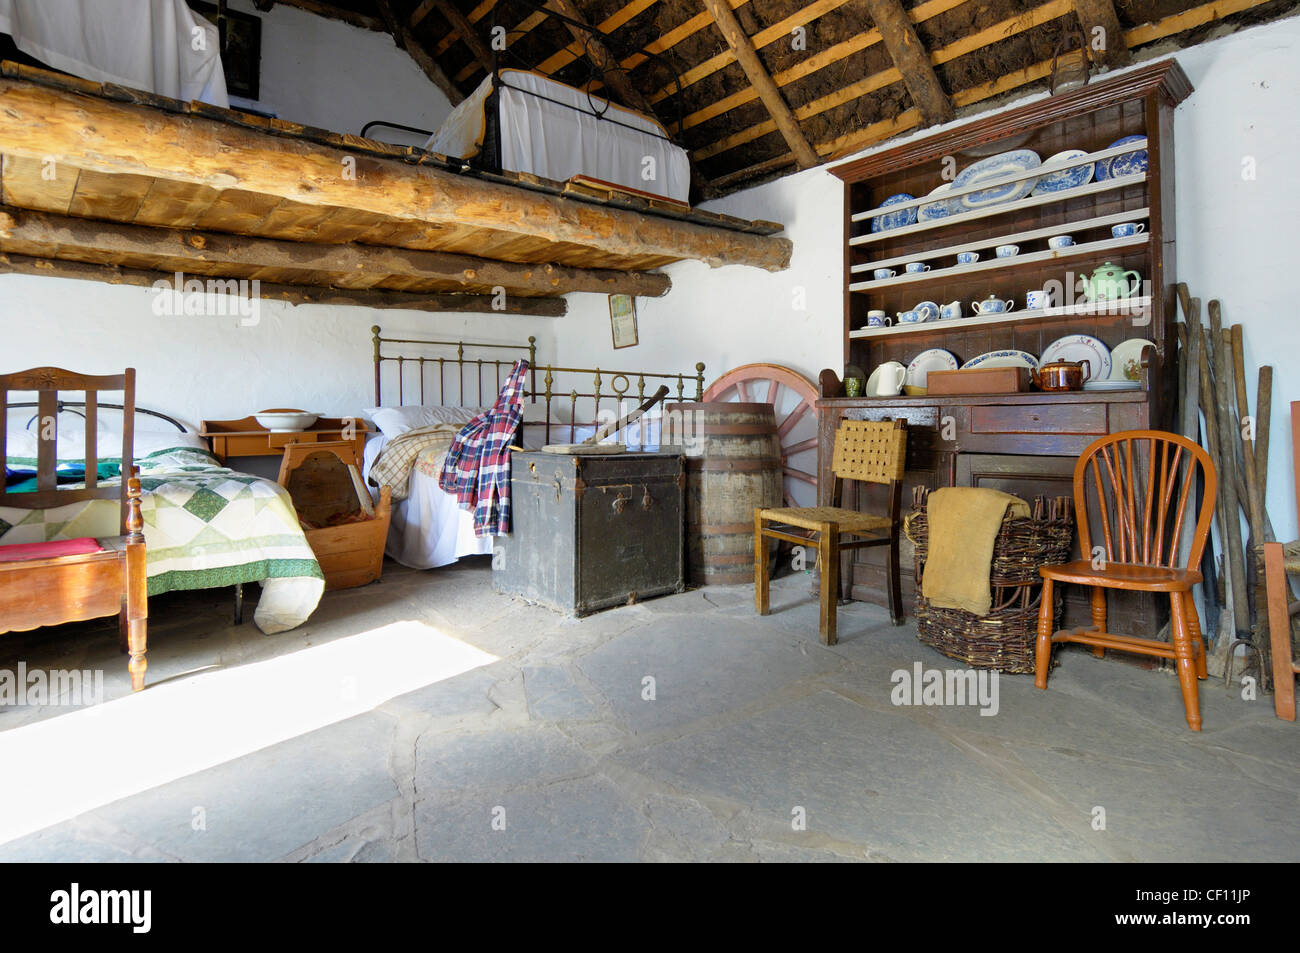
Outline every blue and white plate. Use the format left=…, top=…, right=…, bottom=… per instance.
left=961, top=349, right=1039, bottom=371
left=954, top=149, right=1041, bottom=209
left=1032, top=149, right=1094, bottom=195
left=1096, top=135, right=1148, bottom=180
left=905, top=349, right=958, bottom=388
left=1040, top=334, right=1112, bottom=382
left=917, top=182, right=954, bottom=222
left=870, top=192, right=918, bottom=233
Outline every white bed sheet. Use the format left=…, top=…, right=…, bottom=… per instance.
left=428, top=69, right=690, bottom=204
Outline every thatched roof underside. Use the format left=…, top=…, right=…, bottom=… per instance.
left=293, top=0, right=1298, bottom=199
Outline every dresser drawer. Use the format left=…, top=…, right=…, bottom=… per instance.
left=970, top=403, right=1107, bottom=436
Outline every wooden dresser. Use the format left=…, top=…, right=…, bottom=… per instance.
left=822, top=61, right=1193, bottom=638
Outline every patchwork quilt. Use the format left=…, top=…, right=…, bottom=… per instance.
left=0, top=446, right=323, bottom=634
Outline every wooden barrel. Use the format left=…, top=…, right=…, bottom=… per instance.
left=664, top=402, right=783, bottom=585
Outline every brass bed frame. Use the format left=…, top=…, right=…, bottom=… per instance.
left=370, top=326, right=704, bottom=445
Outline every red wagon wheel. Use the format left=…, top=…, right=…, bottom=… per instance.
left=703, top=363, right=819, bottom=508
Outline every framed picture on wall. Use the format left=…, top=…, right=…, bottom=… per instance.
left=609, top=294, right=638, bottom=349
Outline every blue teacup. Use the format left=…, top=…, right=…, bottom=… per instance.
left=1048, top=235, right=1074, bottom=250
left=897, top=310, right=923, bottom=324
left=874, top=268, right=897, bottom=280
left=1111, top=222, right=1146, bottom=238
left=867, top=310, right=891, bottom=327
left=1025, top=289, right=1053, bottom=310
left=905, top=262, right=930, bottom=274
left=956, top=251, right=979, bottom=265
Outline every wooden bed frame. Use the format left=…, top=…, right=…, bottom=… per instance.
left=370, top=326, right=704, bottom=446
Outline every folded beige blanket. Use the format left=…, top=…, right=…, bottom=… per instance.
left=369, top=423, right=463, bottom=501
left=921, top=487, right=1030, bottom=617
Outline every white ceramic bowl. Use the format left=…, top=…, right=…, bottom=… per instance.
left=255, top=411, right=319, bottom=432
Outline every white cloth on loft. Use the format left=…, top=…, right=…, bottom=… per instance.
left=0, top=0, right=228, bottom=106
left=429, top=69, right=690, bottom=203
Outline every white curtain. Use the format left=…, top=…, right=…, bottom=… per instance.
left=0, top=0, right=228, bottom=106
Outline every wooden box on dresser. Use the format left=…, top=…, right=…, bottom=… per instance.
left=822, top=61, right=1192, bottom=639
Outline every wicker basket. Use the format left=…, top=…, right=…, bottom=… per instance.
left=904, top=487, right=1074, bottom=673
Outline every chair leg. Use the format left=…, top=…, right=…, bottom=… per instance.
left=838, top=544, right=852, bottom=606
left=1089, top=586, right=1106, bottom=658
left=1169, top=591, right=1202, bottom=731
left=125, top=554, right=148, bottom=693
left=1264, top=542, right=1296, bottom=721
left=1035, top=577, right=1055, bottom=690
left=118, top=600, right=129, bottom=654
left=886, top=527, right=903, bottom=626
left=1183, top=589, right=1208, bottom=680
left=818, top=526, right=837, bottom=646
left=754, top=511, right=770, bottom=617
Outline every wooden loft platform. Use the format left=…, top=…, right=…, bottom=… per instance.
left=0, top=63, right=792, bottom=317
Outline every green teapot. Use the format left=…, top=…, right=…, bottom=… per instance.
left=1079, top=262, right=1141, bottom=302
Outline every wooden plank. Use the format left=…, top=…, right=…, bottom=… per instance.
left=543, top=0, right=654, bottom=115
left=0, top=205, right=673, bottom=297
left=1, top=154, right=79, bottom=214
left=1071, top=0, right=1131, bottom=67
left=410, top=0, right=440, bottom=28
left=863, top=0, right=953, bottom=126
left=453, top=10, right=548, bottom=83
left=0, top=252, right=569, bottom=316
left=66, top=170, right=154, bottom=221
left=431, top=0, right=495, bottom=71
left=537, top=0, right=659, bottom=75
left=433, top=0, right=497, bottom=55
left=0, top=78, right=791, bottom=270
left=701, top=0, right=818, bottom=168
left=1124, top=0, right=1273, bottom=46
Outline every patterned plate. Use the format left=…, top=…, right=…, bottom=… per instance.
left=1109, top=338, right=1156, bottom=381
left=961, top=349, right=1039, bottom=370
left=1040, top=334, right=1113, bottom=382
left=905, top=349, right=958, bottom=388
left=870, top=193, right=918, bottom=233
left=917, top=182, right=954, bottom=222
left=1096, top=135, right=1148, bottom=180
left=953, top=149, right=1041, bottom=208
left=1032, top=149, right=1094, bottom=194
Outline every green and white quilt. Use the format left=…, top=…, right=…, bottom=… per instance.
left=1, top=445, right=324, bottom=634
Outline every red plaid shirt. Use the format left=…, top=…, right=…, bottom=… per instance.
left=438, top=360, right=527, bottom=536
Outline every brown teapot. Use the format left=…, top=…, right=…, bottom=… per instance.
left=1032, top=358, right=1091, bottom=392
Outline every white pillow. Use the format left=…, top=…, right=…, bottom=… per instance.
left=363, top=405, right=487, bottom=439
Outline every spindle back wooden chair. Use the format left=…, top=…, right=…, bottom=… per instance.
left=755, top=418, right=907, bottom=645
left=1035, top=430, right=1216, bottom=730
left=0, top=367, right=148, bottom=691
left=1262, top=400, right=1300, bottom=721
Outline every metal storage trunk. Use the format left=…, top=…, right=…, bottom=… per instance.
left=492, top=450, right=686, bottom=616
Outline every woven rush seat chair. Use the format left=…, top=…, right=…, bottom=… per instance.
left=1035, top=430, right=1216, bottom=731
left=754, top=418, right=906, bottom=644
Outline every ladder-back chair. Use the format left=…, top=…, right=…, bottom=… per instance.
left=0, top=367, right=148, bottom=691
left=1035, top=430, right=1216, bottom=730
left=755, top=418, right=907, bottom=644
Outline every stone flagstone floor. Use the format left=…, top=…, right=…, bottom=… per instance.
left=0, top=557, right=1296, bottom=862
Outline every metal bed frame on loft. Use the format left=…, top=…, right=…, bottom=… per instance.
left=371, top=326, right=704, bottom=446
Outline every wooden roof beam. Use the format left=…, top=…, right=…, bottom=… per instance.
left=701, top=0, right=818, bottom=169
left=0, top=253, right=569, bottom=316
left=1071, top=0, right=1132, bottom=68
left=863, top=0, right=953, bottom=126
left=377, top=0, right=465, bottom=105
left=0, top=206, right=673, bottom=299
left=431, top=0, right=496, bottom=71
left=542, top=0, right=654, bottom=114
left=0, top=77, right=791, bottom=270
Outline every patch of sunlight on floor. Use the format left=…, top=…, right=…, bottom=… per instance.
left=0, top=620, right=497, bottom=845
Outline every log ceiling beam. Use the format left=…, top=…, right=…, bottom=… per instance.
left=430, top=0, right=496, bottom=72
left=700, top=0, right=818, bottom=169
left=0, top=78, right=791, bottom=271
left=0, top=206, right=673, bottom=299
left=1071, top=0, right=1132, bottom=68
left=0, top=253, right=569, bottom=316
left=863, top=0, right=953, bottom=126
left=376, top=0, right=465, bottom=105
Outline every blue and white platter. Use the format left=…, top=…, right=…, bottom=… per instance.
left=1032, top=149, right=1094, bottom=195
left=961, top=349, right=1039, bottom=371
left=917, top=182, right=954, bottom=222
left=954, top=149, right=1041, bottom=209
left=870, top=192, right=918, bottom=232
left=1096, top=135, right=1148, bottom=180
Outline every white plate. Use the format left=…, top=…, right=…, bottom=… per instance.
left=1032, top=149, right=1094, bottom=194
left=1040, top=334, right=1112, bottom=382
left=1083, top=380, right=1140, bottom=391
left=905, top=349, right=958, bottom=388
left=865, top=361, right=907, bottom=397
left=961, top=350, right=1039, bottom=370
left=1110, top=338, right=1156, bottom=381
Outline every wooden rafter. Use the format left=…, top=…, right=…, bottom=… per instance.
left=454, top=9, right=549, bottom=83
left=536, top=0, right=658, bottom=76
left=434, top=0, right=497, bottom=55
left=431, top=0, right=496, bottom=71
left=0, top=253, right=570, bottom=316
left=0, top=77, right=792, bottom=271
left=410, top=0, right=441, bottom=29
left=376, top=0, right=465, bottom=105
left=0, top=207, right=673, bottom=299
left=541, top=0, right=654, bottom=114
left=701, top=0, right=818, bottom=168
left=863, top=0, right=953, bottom=126
left=1071, top=0, right=1132, bottom=68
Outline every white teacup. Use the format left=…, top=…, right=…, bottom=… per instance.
left=1048, top=235, right=1074, bottom=250
left=905, top=262, right=931, bottom=274
left=866, top=310, right=891, bottom=327
left=1025, top=289, right=1054, bottom=310
left=996, top=244, right=1020, bottom=258
left=956, top=251, right=980, bottom=265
